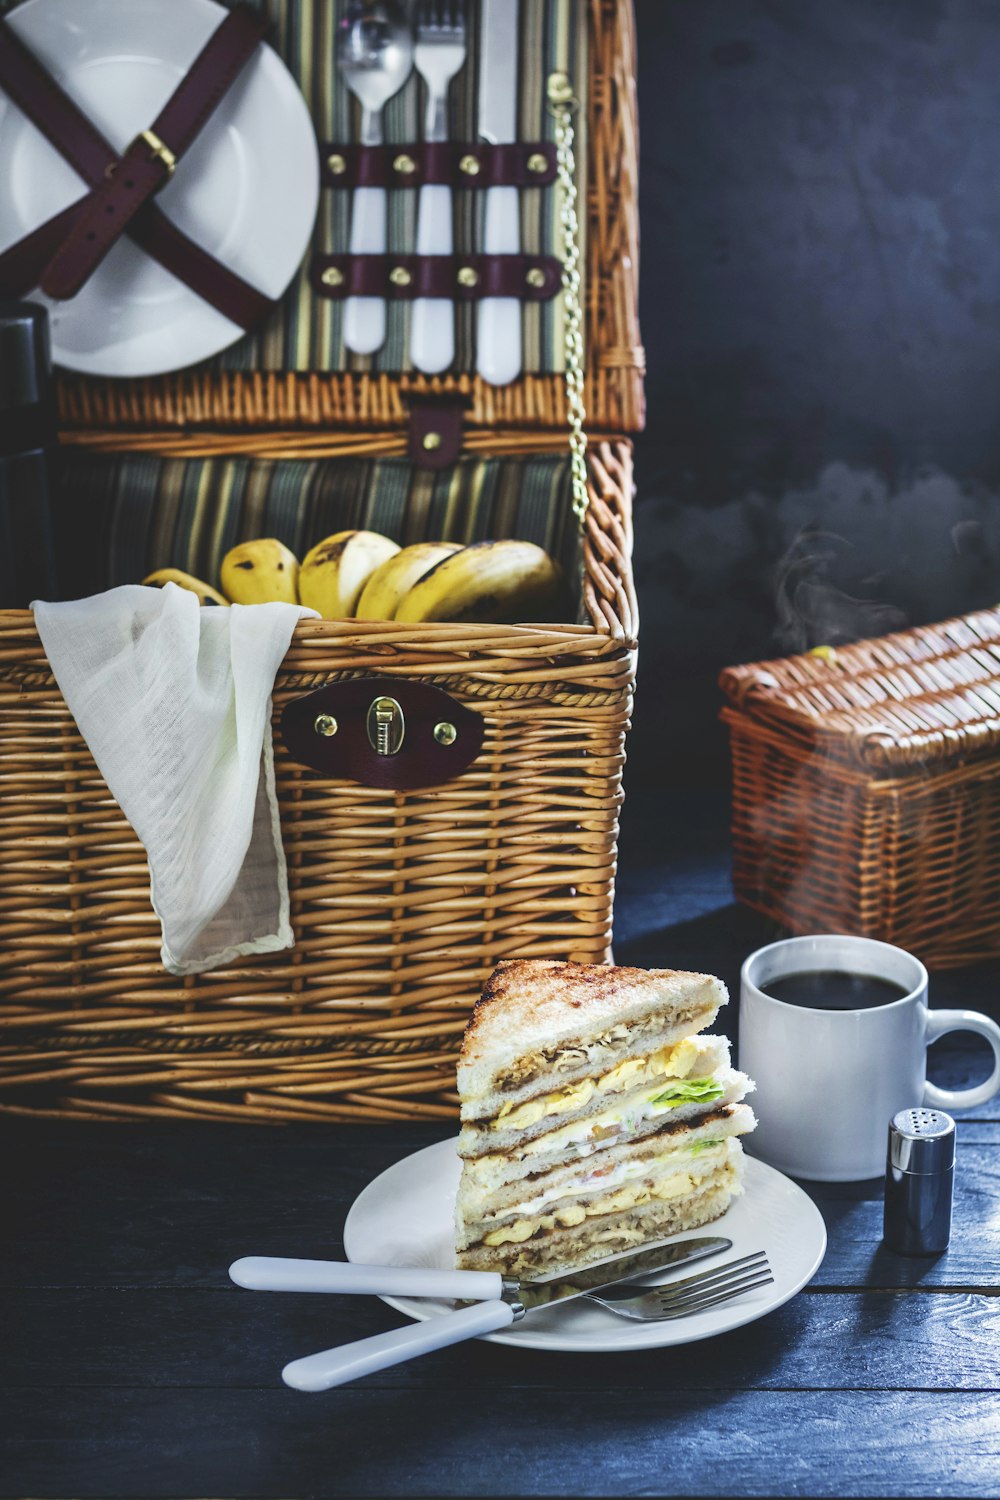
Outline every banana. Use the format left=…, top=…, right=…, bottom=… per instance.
left=220, top=539, right=299, bottom=605
left=394, top=540, right=560, bottom=624
left=355, top=541, right=462, bottom=621
left=299, top=530, right=400, bottom=618
left=142, top=568, right=229, bottom=607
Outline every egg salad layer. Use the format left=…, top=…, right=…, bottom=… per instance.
left=465, top=1064, right=745, bottom=1181
left=487, top=1034, right=726, bottom=1133
left=494, top=1002, right=714, bottom=1094
left=477, top=1139, right=742, bottom=1248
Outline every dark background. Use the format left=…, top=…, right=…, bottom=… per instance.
left=628, top=0, right=1000, bottom=788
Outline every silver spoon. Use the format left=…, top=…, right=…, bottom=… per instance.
left=336, top=1, right=414, bottom=357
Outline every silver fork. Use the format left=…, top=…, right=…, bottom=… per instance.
left=410, top=0, right=467, bottom=374
left=586, top=1251, right=774, bottom=1322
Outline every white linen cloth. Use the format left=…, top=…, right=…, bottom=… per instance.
left=34, top=583, right=313, bottom=976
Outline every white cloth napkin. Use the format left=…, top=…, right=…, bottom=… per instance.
left=34, top=583, right=313, bottom=976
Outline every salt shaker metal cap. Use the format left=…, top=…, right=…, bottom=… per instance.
left=883, top=1107, right=955, bottom=1256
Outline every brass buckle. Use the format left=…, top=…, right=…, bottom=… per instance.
left=135, top=128, right=177, bottom=176
left=104, top=128, right=178, bottom=182
left=118, top=128, right=177, bottom=178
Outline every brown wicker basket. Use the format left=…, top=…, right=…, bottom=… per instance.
left=0, top=0, right=641, bottom=1121
left=720, top=608, right=1000, bottom=969
left=0, top=443, right=636, bottom=1123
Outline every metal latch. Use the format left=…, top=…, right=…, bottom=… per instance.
left=367, top=695, right=405, bottom=756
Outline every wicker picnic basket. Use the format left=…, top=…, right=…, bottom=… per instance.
left=720, top=608, right=1000, bottom=969
left=0, top=0, right=641, bottom=1122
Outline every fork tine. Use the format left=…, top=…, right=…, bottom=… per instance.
left=657, top=1263, right=772, bottom=1312
left=657, top=1252, right=769, bottom=1287
left=415, top=0, right=464, bottom=37
left=657, top=1273, right=776, bottom=1321
left=651, top=1250, right=769, bottom=1298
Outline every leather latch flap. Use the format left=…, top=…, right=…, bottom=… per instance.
left=281, top=678, right=484, bottom=790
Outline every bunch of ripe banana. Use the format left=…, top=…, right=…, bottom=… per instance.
left=142, top=531, right=561, bottom=624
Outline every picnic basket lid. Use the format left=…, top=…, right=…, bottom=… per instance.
left=719, top=607, right=1000, bottom=775
left=30, top=0, right=642, bottom=436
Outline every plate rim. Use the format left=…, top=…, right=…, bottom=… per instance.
left=1, top=0, right=319, bottom=377
left=343, top=1135, right=829, bottom=1354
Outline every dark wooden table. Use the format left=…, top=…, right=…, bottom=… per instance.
left=3, top=788, right=1000, bottom=1499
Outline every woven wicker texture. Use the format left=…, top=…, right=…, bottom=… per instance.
left=52, top=0, right=643, bottom=434
left=0, top=444, right=635, bottom=1122
left=720, top=608, right=1000, bottom=968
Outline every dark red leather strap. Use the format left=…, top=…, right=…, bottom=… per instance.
left=407, top=398, right=466, bottom=470
left=0, top=21, right=111, bottom=183
left=320, top=141, right=559, bottom=190
left=311, top=253, right=563, bottom=302
left=0, top=204, right=81, bottom=298
left=0, top=15, right=273, bottom=329
left=40, top=5, right=267, bottom=301
left=132, top=206, right=273, bottom=330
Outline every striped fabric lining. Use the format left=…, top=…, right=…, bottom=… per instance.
left=53, top=451, right=586, bottom=617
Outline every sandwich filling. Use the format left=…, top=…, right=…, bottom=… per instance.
left=474, top=1149, right=743, bottom=1248
left=493, top=999, right=719, bottom=1093
left=462, top=1063, right=749, bottom=1171
left=474, top=1137, right=738, bottom=1235
left=485, top=1034, right=720, bottom=1131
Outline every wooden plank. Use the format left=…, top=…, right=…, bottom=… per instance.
left=3, top=1122, right=1000, bottom=1289
left=3, top=1286, right=1000, bottom=1394
left=2, top=1387, right=999, bottom=1499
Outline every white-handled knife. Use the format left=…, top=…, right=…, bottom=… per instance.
left=230, top=1236, right=732, bottom=1391
left=475, top=0, right=521, bottom=385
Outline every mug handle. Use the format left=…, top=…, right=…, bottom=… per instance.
left=923, top=1009, right=1000, bottom=1111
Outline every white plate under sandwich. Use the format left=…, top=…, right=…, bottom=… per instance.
left=344, top=1137, right=828, bottom=1353
left=0, top=0, right=319, bottom=376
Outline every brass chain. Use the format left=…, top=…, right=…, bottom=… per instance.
left=547, top=71, right=589, bottom=528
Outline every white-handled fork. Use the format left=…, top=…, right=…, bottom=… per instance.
left=410, top=0, right=467, bottom=374
left=229, top=1245, right=770, bottom=1392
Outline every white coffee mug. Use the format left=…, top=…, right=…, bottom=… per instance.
left=739, top=934, right=1000, bottom=1180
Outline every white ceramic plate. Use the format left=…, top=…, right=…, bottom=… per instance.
left=0, top=0, right=319, bottom=376
left=344, top=1137, right=828, bottom=1353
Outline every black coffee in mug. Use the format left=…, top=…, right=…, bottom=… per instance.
left=764, top=969, right=911, bottom=1011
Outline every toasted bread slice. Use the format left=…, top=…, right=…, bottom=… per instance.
left=458, top=960, right=727, bottom=1114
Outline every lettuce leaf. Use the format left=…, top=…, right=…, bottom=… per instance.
left=688, top=1137, right=725, bottom=1156
left=648, top=1076, right=725, bottom=1109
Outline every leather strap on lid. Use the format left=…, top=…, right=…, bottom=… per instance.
left=0, top=16, right=273, bottom=328
left=40, top=4, right=267, bottom=301
left=320, top=141, right=558, bottom=190
left=311, top=253, right=562, bottom=301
